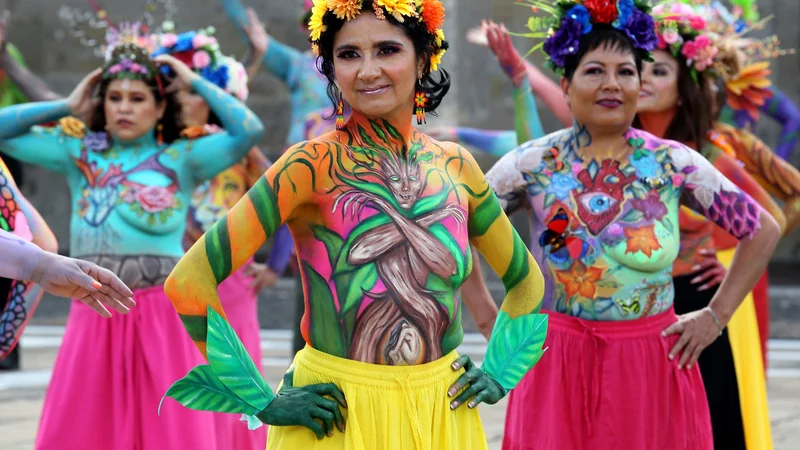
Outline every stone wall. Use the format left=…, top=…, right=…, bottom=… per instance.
left=6, top=0, right=800, bottom=262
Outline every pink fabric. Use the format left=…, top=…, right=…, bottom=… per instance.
left=35, top=285, right=221, bottom=450
left=213, top=267, right=267, bottom=449
left=503, top=308, right=713, bottom=450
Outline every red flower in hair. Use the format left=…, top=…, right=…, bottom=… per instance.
left=583, top=0, right=618, bottom=24
left=421, top=0, right=445, bottom=34
left=172, top=50, right=196, bottom=68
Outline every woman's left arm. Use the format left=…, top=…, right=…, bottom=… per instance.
left=446, top=145, right=547, bottom=409
left=664, top=145, right=781, bottom=368
left=180, top=77, right=265, bottom=183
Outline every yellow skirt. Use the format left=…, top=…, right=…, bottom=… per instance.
left=718, top=249, right=774, bottom=450
left=266, top=345, right=488, bottom=450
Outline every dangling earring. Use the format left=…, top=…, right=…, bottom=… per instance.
left=157, top=123, right=164, bottom=145
left=336, top=91, right=345, bottom=130
left=414, top=80, right=427, bottom=125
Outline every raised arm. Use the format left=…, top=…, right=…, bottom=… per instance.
left=156, top=55, right=264, bottom=183
left=665, top=145, right=780, bottom=367
left=445, top=145, right=546, bottom=410
left=0, top=69, right=101, bottom=172
left=1, top=44, right=61, bottom=102
left=761, top=87, right=800, bottom=161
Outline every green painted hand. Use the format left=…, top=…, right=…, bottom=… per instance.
left=447, top=355, right=506, bottom=410
left=255, top=368, right=348, bottom=439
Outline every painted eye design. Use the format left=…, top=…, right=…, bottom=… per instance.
left=409, top=176, right=417, bottom=182
left=390, top=176, right=400, bottom=182
left=578, top=192, right=618, bottom=214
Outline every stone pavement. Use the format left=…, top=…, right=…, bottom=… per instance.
left=2, top=327, right=800, bottom=449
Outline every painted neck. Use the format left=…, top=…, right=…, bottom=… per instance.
left=576, top=121, right=630, bottom=149
left=345, top=108, right=416, bottom=150
left=110, top=127, right=159, bottom=149
left=636, top=107, right=677, bottom=139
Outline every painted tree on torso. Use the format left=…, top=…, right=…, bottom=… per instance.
left=488, top=126, right=761, bottom=321
left=277, top=117, right=473, bottom=364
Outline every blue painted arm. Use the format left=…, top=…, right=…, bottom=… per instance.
left=0, top=100, right=76, bottom=173
left=762, top=87, right=800, bottom=161
left=513, top=76, right=545, bottom=145
left=266, top=224, right=294, bottom=274
left=184, top=78, right=265, bottom=183
left=455, top=128, right=519, bottom=158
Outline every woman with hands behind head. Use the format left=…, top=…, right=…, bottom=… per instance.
left=0, top=22, right=263, bottom=449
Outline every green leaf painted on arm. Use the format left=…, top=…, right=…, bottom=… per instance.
left=481, top=311, right=549, bottom=391
left=206, top=306, right=274, bottom=411
left=160, top=365, right=258, bottom=415
left=303, top=262, right=347, bottom=357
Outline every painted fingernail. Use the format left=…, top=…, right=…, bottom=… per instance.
left=92, top=281, right=102, bottom=289
left=691, top=265, right=700, bottom=271
left=451, top=363, right=460, bottom=370
left=468, top=401, right=476, bottom=408
left=661, top=332, right=666, bottom=337
left=668, top=354, right=674, bottom=360
left=448, top=389, right=455, bottom=396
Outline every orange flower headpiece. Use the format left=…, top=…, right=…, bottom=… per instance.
left=308, top=0, right=447, bottom=71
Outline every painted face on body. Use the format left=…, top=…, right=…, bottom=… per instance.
left=332, top=12, right=425, bottom=123
left=384, top=157, right=423, bottom=209
left=562, top=46, right=641, bottom=132
left=104, top=79, right=166, bottom=142
left=638, top=50, right=680, bottom=113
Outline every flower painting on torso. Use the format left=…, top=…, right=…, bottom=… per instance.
left=488, top=126, right=760, bottom=321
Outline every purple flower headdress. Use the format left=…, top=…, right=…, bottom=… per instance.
left=517, top=0, right=658, bottom=75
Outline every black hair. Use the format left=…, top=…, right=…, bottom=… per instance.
left=563, top=25, right=645, bottom=82
left=314, top=0, right=450, bottom=119
left=88, top=45, right=183, bottom=144
left=633, top=37, right=716, bottom=149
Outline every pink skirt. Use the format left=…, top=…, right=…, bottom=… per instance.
left=213, top=267, right=267, bottom=449
left=35, top=285, right=220, bottom=449
left=503, top=308, right=713, bottom=450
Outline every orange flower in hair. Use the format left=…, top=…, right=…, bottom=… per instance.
left=420, top=0, right=445, bottom=34
left=328, top=0, right=362, bottom=21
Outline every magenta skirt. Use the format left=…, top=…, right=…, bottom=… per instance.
left=502, top=308, right=713, bottom=450
left=35, top=268, right=265, bottom=450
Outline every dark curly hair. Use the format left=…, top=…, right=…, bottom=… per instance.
left=632, top=43, right=715, bottom=149
left=88, top=44, right=183, bottom=144
left=314, top=0, right=450, bottom=119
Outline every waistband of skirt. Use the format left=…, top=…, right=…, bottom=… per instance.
left=544, top=307, right=678, bottom=339
left=294, top=345, right=462, bottom=389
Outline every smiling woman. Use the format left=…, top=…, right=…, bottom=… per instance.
left=162, top=1, right=548, bottom=449
left=462, top=1, right=782, bottom=449
left=0, top=21, right=264, bottom=450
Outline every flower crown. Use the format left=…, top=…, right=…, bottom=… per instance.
left=308, top=0, right=448, bottom=71
left=522, top=0, right=658, bottom=76
left=652, top=3, right=718, bottom=82
left=102, top=22, right=159, bottom=81
left=150, top=24, right=249, bottom=101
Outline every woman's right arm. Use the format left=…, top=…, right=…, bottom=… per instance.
left=0, top=100, right=76, bottom=172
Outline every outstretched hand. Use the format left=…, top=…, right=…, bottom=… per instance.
left=447, top=355, right=506, bottom=410
left=30, top=252, right=135, bottom=317
left=485, top=21, right=527, bottom=86
left=256, top=368, right=347, bottom=439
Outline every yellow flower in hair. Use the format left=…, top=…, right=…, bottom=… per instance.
left=375, top=0, right=418, bottom=22
left=327, top=0, right=362, bottom=21
left=309, top=0, right=328, bottom=41
left=434, top=29, right=445, bottom=47
left=59, top=117, right=86, bottom=139
left=430, top=48, right=445, bottom=71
